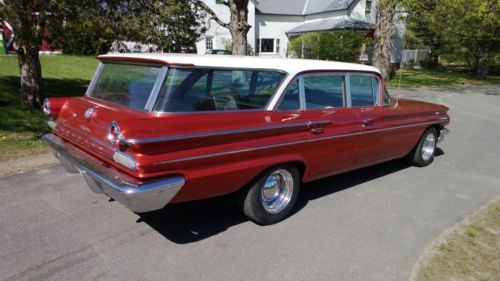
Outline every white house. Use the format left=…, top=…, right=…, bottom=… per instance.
left=196, top=0, right=405, bottom=64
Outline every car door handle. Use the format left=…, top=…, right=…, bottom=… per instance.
left=361, top=119, right=373, bottom=127
left=307, top=120, right=330, bottom=134
left=310, top=127, right=325, bottom=134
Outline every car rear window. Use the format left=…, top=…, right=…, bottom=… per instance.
left=90, top=63, right=162, bottom=110
left=154, top=68, right=285, bottom=112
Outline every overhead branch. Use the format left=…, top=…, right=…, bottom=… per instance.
left=190, top=0, right=229, bottom=29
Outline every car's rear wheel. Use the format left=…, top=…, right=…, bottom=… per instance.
left=408, top=127, right=438, bottom=167
left=237, top=165, right=300, bottom=225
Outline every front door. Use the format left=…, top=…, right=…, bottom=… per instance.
left=348, top=74, right=408, bottom=166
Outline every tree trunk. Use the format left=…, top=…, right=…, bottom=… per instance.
left=230, top=29, right=247, bottom=55
left=228, top=0, right=250, bottom=55
left=473, top=45, right=490, bottom=79
left=372, top=0, right=398, bottom=81
left=17, top=46, right=44, bottom=108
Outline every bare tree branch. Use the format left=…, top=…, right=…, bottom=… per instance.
left=190, top=0, right=229, bottom=29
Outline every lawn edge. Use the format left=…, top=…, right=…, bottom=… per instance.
left=408, top=195, right=500, bottom=281
left=0, top=152, right=58, bottom=178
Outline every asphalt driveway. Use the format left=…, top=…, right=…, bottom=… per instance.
left=1, top=85, right=499, bottom=281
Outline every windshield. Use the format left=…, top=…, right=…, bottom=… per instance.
left=154, top=68, right=285, bottom=112
left=90, top=63, right=162, bottom=110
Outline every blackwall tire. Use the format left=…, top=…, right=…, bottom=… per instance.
left=237, top=165, right=300, bottom=225
left=409, top=127, right=438, bottom=167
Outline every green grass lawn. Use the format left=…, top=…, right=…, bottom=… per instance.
left=387, top=68, right=500, bottom=88
left=415, top=198, right=500, bottom=281
left=0, top=55, right=98, bottom=161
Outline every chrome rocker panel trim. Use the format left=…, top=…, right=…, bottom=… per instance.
left=41, top=134, right=185, bottom=213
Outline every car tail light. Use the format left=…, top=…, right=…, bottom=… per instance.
left=42, top=98, right=51, bottom=116
left=108, top=121, right=123, bottom=144
left=113, top=151, right=138, bottom=170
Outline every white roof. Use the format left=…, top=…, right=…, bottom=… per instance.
left=98, top=53, right=380, bottom=75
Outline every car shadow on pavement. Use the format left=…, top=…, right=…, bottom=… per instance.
left=136, top=152, right=444, bottom=244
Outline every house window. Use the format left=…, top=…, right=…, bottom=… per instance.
left=275, top=39, right=280, bottom=54
left=205, top=36, right=213, bottom=51
left=261, top=39, right=275, bottom=53
left=256, top=39, right=261, bottom=54
left=216, top=0, right=224, bottom=4
left=365, top=0, right=372, bottom=17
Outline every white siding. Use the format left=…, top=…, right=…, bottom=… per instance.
left=195, top=0, right=256, bottom=54
left=255, top=14, right=304, bottom=57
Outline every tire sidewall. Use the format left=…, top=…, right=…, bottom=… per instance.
left=413, top=127, right=438, bottom=167
left=242, top=165, right=301, bottom=225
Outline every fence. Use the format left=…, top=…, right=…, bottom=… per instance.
left=401, top=49, right=430, bottom=68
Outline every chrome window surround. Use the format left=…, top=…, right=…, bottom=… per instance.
left=85, top=62, right=168, bottom=113
left=272, top=71, right=382, bottom=111
left=144, top=67, right=168, bottom=112
left=87, top=61, right=289, bottom=114
left=85, top=62, right=383, bottom=113
left=84, top=63, right=104, bottom=96
left=346, top=72, right=381, bottom=107
left=149, top=66, right=289, bottom=114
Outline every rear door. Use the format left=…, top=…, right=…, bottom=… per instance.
left=274, top=72, right=359, bottom=179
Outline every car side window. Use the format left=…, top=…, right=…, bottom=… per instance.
left=303, top=75, right=344, bottom=109
left=277, top=78, right=300, bottom=111
left=350, top=75, right=379, bottom=107
left=154, top=68, right=285, bottom=112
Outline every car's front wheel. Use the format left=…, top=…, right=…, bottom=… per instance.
left=237, top=165, right=300, bottom=225
left=408, top=127, right=438, bottom=167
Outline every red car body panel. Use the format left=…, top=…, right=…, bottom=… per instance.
left=47, top=57, right=450, bottom=204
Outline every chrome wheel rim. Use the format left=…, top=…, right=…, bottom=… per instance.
left=261, top=169, right=294, bottom=214
left=421, top=132, right=436, bottom=161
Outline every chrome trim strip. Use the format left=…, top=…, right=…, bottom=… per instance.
left=267, top=73, right=297, bottom=110
left=124, top=120, right=331, bottom=145
left=298, top=76, right=306, bottom=110
left=345, top=73, right=352, bottom=108
left=154, top=120, right=446, bottom=165
left=144, top=66, right=168, bottom=112
left=55, top=121, right=116, bottom=152
left=85, top=63, right=104, bottom=97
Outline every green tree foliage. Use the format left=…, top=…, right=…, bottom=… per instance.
left=48, top=0, right=205, bottom=55
left=404, top=0, right=457, bottom=68
left=404, top=0, right=499, bottom=78
left=289, top=31, right=371, bottom=63
left=0, top=0, right=205, bottom=109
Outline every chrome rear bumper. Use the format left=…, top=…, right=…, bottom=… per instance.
left=438, top=128, right=450, bottom=143
left=42, top=134, right=185, bottom=213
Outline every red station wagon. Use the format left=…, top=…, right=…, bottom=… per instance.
left=42, top=54, right=450, bottom=225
